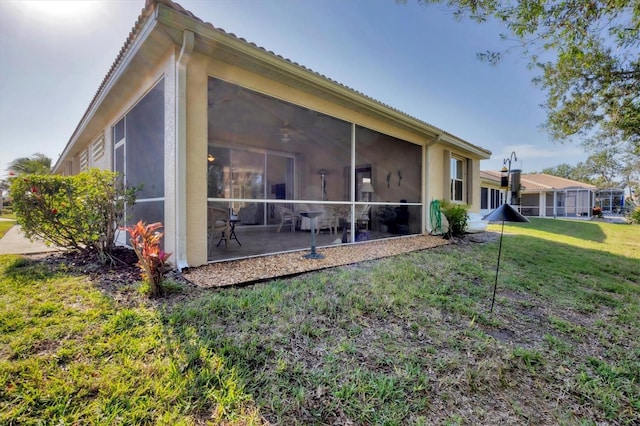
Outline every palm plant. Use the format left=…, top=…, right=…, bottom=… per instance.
left=6, top=153, right=52, bottom=175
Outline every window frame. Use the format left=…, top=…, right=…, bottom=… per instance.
left=450, top=156, right=465, bottom=202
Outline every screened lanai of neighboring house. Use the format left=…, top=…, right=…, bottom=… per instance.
left=595, top=188, right=625, bottom=214
left=480, top=172, right=597, bottom=219
left=206, top=78, right=423, bottom=261
left=517, top=174, right=596, bottom=218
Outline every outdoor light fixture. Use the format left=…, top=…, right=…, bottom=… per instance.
left=500, top=165, right=509, bottom=188
left=484, top=151, right=529, bottom=316
left=207, top=153, right=215, bottom=162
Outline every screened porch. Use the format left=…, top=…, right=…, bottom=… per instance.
left=206, top=77, right=424, bottom=261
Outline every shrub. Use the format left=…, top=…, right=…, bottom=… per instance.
left=440, top=200, right=469, bottom=238
left=9, top=169, right=137, bottom=263
left=124, top=221, right=172, bottom=297
left=630, top=207, right=640, bottom=224
left=592, top=206, right=603, bottom=218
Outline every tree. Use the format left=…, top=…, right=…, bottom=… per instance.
left=6, top=153, right=52, bottom=175
left=536, top=147, right=636, bottom=191
left=412, top=1, right=639, bottom=153
left=541, top=163, right=574, bottom=179
left=582, top=149, right=620, bottom=188
left=568, top=161, right=594, bottom=184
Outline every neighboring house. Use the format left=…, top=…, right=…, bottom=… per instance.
left=52, top=0, right=491, bottom=268
left=479, top=170, right=505, bottom=217
left=481, top=171, right=596, bottom=218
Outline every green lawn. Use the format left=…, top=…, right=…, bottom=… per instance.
left=0, top=220, right=14, bottom=239
left=1, top=218, right=639, bottom=425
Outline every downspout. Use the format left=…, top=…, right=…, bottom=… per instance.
left=175, top=30, right=194, bottom=270
left=424, top=135, right=440, bottom=233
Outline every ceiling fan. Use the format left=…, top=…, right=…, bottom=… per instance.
left=278, top=122, right=310, bottom=143
left=280, top=125, right=292, bottom=143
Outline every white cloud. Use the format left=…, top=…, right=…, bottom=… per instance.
left=483, top=143, right=588, bottom=172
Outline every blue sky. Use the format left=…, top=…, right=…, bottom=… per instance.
left=0, top=0, right=588, bottom=178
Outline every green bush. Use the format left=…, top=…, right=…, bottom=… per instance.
left=10, top=169, right=137, bottom=263
left=630, top=207, right=640, bottom=224
left=440, top=200, right=469, bottom=238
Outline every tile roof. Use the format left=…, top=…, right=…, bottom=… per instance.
left=520, top=173, right=597, bottom=191
left=482, top=171, right=597, bottom=191
left=68, top=0, right=489, bottom=160
left=480, top=170, right=501, bottom=182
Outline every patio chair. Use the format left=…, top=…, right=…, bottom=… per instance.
left=316, top=206, right=339, bottom=235
left=355, top=204, right=371, bottom=226
left=276, top=205, right=297, bottom=232
left=208, top=207, right=231, bottom=248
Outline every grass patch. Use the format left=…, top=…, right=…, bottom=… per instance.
left=1, top=218, right=639, bottom=424
left=0, top=255, right=261, bottom=425
left=0, top=220, right=14, bottom=239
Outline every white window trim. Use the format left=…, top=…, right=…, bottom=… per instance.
left=450, top=156, right=466, bottom=203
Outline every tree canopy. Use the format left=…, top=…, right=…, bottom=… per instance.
left=412, top=0, right=639, bottom=154
left=6, top=153, right=52, bottom=175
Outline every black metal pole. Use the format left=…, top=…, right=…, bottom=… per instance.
left=490, top=220, right=505, bottom=316
left=310, top=219, right=317, bottom=256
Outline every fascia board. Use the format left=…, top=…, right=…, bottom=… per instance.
left=438, top=134, right=492, bottom=159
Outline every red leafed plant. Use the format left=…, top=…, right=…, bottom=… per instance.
left=125, top=221, right=172, bottom=297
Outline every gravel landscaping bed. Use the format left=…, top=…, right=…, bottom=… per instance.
left=184, top=234, right=484, bottom=287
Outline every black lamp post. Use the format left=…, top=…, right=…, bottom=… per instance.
left=483, top=151, right=529, bottom=316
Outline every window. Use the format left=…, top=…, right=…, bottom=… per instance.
left=491, top=188, right=502, bottom=208
left=450, top=157, right=464, bottom=202
left=112, top=79, right=165, bottom=226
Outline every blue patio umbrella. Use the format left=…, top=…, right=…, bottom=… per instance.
left=483, top=204, right=530, bottom=315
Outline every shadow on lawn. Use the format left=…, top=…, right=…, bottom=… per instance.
left=155, top=231, right=640, bottom=425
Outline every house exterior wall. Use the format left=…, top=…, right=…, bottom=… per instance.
left=52, top=4, right=490, bottom=268
left=428, top=144, right=482, bottom=210
left=185, top=53, right=209, bottom=266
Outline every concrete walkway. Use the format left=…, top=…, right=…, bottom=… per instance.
left=0, top=220, right=59, bottom=255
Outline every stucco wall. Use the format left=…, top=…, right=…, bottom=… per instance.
left=55, top=45, right=488, bottom=268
